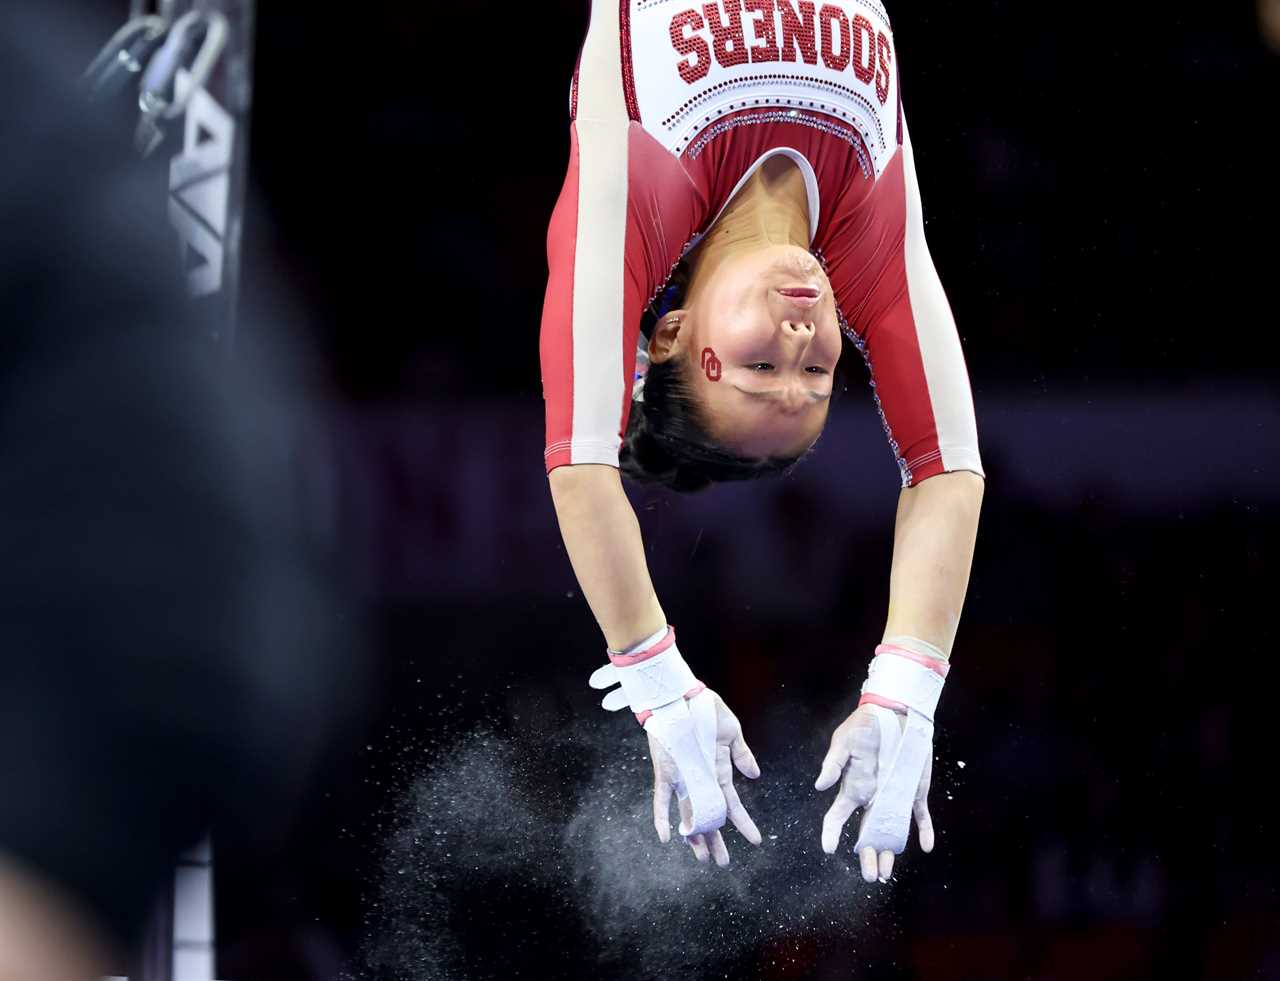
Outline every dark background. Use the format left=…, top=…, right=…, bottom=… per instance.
left=43, top=1, right=1280, bottom=979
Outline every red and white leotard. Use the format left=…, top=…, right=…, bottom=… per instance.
left=540, top=0, right=984, bottom=487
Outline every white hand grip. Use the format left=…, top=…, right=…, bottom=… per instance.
left=853, top=705, right=932, bottom=855
left=645, top=695, right=724, bottom=837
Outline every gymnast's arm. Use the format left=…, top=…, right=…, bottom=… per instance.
left=815, top=467, right=983, bottom=873
left=879, top=114, right=986, bottom=659
left=814, top=113, right=987, bottom=870
left=551, top=460, right=765, bottom=864
left=540, top=109, right=667, bottom=650
left=882, top=470, right=984, bottom=657
left=548, top=464, right=666, bottom=652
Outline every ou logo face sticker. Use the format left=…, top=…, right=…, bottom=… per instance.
left=701, top=347, right=722, bottom=382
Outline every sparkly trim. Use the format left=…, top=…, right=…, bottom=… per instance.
left=686, top=109, right=871, bottom=177
left=645, top=237, right=698, bottom=310
left=636, top=0, right=685, bottom=8
left=620, top=0, right=640, bottom=121
left=895, top=62, right=903, bottom=145
left=852, top=0, right=891, bottom=31
left=661, top=73, right=887, bottom=151
left=815, top=249, right=911, bottom=486
left=571, top=55, right=580, bottom=120
left=850, top=317, right=911, bottom=486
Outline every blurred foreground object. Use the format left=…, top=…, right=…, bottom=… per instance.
left=1262, top=0, right=1280, bottom=51
left=83, top=5, right=259, bottom=979
left=83, top=0, right=255, bottom=349
left=0, top=2, right=358, bottom=978
left=0, top=855, right=113, bottom=981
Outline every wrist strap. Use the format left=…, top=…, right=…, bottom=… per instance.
left=859, top=643, right=949, bottom=723
left=588, top=626, right=704, bottom=716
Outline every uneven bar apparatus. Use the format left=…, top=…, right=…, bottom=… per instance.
left=86, top=3, right=256, bottom=978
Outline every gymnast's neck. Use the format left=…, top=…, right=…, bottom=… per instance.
left=685, top=155, right=812, bottom=298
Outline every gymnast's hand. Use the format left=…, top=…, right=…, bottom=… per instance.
left=648, top=690, right=762, bottom=865
left=815, top=703, right=935, bottom=882
left=814, top=643, right=948, bottom=882
left=588, top=626, right=761, bottom=866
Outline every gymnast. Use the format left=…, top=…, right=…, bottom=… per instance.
left=541, top=0, right=984, bottom=882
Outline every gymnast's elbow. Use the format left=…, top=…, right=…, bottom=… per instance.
left=909, top=467, right=986, bottom=508
left=547, top=462, right=622, bottom=506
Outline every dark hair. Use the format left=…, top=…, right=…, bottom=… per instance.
left=620, top=356, right=809, bottom=493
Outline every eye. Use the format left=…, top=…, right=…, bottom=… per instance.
left=748, top=362, right=775, bottom=371
left=805, top=366, right=829, bottom=375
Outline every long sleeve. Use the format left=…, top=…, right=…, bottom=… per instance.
left=540, top=0, right=642, bottom=473
left=832, top=115, right=984, bottom=487
left=540, top=2, right=701, bottom=473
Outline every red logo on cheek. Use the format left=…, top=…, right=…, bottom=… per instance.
left=701, top=347, right=722, bottom=382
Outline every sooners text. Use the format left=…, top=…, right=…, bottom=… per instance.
left=669, top=1, right=893, bottom=104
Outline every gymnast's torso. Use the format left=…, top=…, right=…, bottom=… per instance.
left=617, top=0, right=900, bottom=174
left=542, top=0, right=983, bottom=487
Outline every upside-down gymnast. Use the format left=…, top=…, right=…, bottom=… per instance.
left=542, top=0, right=984, bottom=881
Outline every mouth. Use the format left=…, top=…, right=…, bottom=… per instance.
left=777, top=286, right=823, bottom=308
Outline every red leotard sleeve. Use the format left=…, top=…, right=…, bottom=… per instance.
left=540, top=10, right=699, bottom=474
left=826, top=115, right=984, bottom=488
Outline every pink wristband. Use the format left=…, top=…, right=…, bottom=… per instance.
left=608, top=627, right=676, bottom=668
left=874, top=642, right=950, bottom=678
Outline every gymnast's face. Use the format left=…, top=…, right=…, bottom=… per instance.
left=652, top=245, right=842, bottom=459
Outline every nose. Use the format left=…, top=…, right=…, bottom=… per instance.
left=780, top=319, right=816, bottom=358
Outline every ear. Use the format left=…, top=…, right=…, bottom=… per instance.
left=648, top=310, right=690, bottom=363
